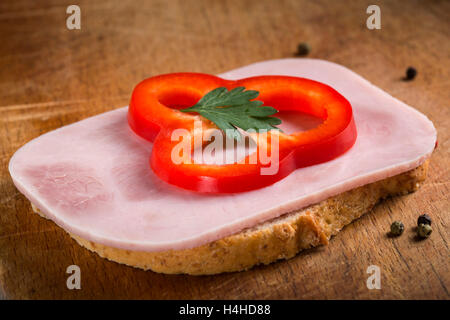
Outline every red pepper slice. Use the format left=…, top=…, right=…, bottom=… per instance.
left=128, top=73, right=357, bottom=193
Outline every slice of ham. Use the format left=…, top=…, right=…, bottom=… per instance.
left=9, top=59, right=437, bottom=252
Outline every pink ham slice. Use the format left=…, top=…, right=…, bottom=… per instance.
left=9, top=59, right=437, bottom=252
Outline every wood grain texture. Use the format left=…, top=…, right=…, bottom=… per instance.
left=0, top=0, right=448, bottom=299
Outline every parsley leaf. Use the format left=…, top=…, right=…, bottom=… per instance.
left=180, top=87, right=282, bottom=140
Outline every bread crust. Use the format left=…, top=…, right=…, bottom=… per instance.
left=31, top=161, right=429, bottom=275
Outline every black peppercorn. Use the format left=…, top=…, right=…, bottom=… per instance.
left=417, top=214, right=432, bottom=226
left=390, top=221, right=404, bottom=236
left=296, top=42, right=310, bottom=56
left=405, top=67, right=417, bottom=80
left=418, top=223, right=432, bottom=238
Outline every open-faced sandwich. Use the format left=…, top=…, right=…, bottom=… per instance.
left=9, top=59, right=436, bottom=274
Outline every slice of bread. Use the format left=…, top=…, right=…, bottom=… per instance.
left=31, top=161, right=429, bottom=275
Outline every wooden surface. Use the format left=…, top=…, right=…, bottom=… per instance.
left=0, top=0, right=448, bottom=299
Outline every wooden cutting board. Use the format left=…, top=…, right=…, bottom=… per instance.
left=0, top=0, right=448, bottom=299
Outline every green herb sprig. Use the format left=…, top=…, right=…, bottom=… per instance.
left=180, top=87, right=282, bottom=141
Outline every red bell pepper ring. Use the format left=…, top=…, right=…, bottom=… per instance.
left=128, top=73, right=357, bottom=193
